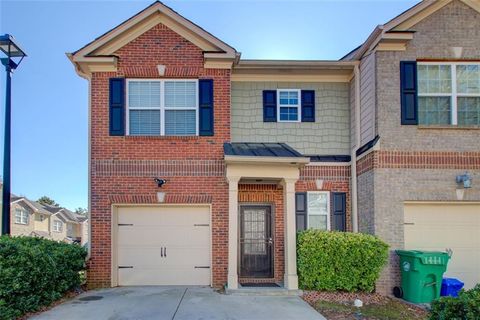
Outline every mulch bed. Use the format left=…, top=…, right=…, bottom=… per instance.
left=302, top=290, right=429, bottom=320
left=303, top=290, right=386, bottom=305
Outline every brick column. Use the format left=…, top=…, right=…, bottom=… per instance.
left=283, top=178, right=298, bottom=290
left=227, top=176, right=240, bottom=289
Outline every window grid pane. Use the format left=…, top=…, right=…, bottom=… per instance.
left=418, top=65, right=452, bottom=94
left=457, top=65, right=480, bottom=94
left=165, top=110, right=196, bottom=136
left=129, top=110, right=161, bottom=135
left=165, top=81, right=196, bottom=109
left=128, top=81, right=161, bottom=109
left=458, top=97, right=480, bottom=125
left=418, top=97, right=451, bottom=125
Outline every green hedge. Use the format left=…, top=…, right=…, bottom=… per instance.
left=0, top=236, right=87, bottom=320
left=297, top=230, right=389, bottom=292
left=429, top=284, right=480, bottom=320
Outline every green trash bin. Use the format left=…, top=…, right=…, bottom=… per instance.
left=395, top=250, right=450, bottom=304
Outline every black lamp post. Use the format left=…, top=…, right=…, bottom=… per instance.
left=0, top=34, right=26, bottom=235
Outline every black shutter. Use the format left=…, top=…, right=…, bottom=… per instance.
left=109, top=78, right=125, bottom=136
left=400, top=61, right=418, bottom=125
left=295, top=192, right=307, bottom=231
left=263, top=90, right=277, bottom=122
left=301, top=90, right=315, bottom=122
left=332, top=192, right=346, bottom=231
left=199, top=79, right=214, bottom=136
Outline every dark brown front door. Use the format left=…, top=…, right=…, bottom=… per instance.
left=239, top=205, right=273, bottom=278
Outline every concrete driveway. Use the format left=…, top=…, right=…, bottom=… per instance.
left=30, top=286, right=325, bottom=320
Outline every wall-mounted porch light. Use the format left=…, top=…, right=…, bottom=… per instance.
left=456, top=172, right=472, bottom=189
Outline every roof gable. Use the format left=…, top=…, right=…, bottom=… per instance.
left=385, top=0, right=480, bottom=32
left=70, top=1, right=236, bottom=61
left=345, top=0, right=480, bottom=60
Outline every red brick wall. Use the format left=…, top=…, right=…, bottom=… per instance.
left=297, top=165, right=352, bottom=232
left=238, top=184, right=284, bottom=284
left=357, top=150, right=480, bottom=175
left=89, top=23, right=230, bottom=288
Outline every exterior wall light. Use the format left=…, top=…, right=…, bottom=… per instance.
left=154, top=178, right=167, bottom=187
left=456, top=172, right=472, bottom=189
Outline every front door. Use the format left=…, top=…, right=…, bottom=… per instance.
left=239, top=205, right=273, bottom=278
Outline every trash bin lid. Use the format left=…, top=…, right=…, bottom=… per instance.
left=442, top=278, right=464, bottom=286
left=396, top=250, right=450, bottom=265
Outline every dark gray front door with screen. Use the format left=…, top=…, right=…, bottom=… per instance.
left=239, top=205, right=273, bottom=278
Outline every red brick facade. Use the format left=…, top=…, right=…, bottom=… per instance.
left=89, top=23, right=231, bottom=288
left=357, top=150, right=480, bottom=176
left=297, top=166, right=352, bottom=232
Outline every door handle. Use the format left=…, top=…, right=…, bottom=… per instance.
left=267, top=237, right=273, bottom=245
left=161, top=247, right=164, bottom=257
left=164, top=247, right=167, bottom=257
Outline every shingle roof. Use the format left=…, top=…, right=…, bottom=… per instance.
left=224, top=143, right=304, bottom=158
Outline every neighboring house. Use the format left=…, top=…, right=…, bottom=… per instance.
left=42, top=205, right=87, bottom=243
left=11, top=196, right=52, bottom=238
left=68, top=0, right=480, bottom=294
left=9, top=197, right=89, bottom=244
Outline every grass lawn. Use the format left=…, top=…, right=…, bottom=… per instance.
left=313, top=298, right=428, bottom=320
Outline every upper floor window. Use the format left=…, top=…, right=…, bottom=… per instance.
left=15, top=208, right=28, bottom=225
left=53, top=220, right=63, bottom=232
left=277, top=89, right=301, bottom=122
left=307, top=191, right=330, bottom=231
left=418, top=63, right=480, bottom=126
left=127, top=79, right=198, bottom=136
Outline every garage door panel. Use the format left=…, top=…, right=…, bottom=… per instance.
left=119, top=267, right=210, bottom=286
left=118, top=246, right=210, bottom=266
left=117, top=206, right=211, bottom=286
left=118, top=226, right=210, bottom=247
left=404, top=203, right=480, bottom=290
left=118, top=207, right=209, bottom=225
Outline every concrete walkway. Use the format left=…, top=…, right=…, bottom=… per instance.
left=30, top=286, right=325, bottom=320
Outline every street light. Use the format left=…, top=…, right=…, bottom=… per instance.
left=0, top=34, right=26, bottom=235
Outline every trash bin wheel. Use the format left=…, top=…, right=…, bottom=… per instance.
left=393, top=286, right=403, bottom=298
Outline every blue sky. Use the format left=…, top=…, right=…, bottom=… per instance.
left=0, top=0, right=418, bottom=210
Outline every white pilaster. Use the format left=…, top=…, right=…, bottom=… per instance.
left=283, top=178, right=299, bottom=290
left=227, top=176, right=240, bottom=289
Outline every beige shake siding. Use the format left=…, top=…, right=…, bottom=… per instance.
left=359, top=52, right=376, bottom=146
left=231, top=81, right=350, bottom=155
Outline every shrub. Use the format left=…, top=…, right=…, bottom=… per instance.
left=297, top=230, right=389, bottom=292
left=429, top=284, right=480, bottom=320
left=0, top=236, right=87, bottom=320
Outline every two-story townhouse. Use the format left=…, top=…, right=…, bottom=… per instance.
left=69, top=0, right=480, bottom=294
left=343, top=0, right=480, bottom=294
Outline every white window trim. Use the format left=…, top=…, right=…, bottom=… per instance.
left=53, top=220, right=63, bottom=232
left=277, top=89, right=301, bottom=123
left=306, top=191, right=331, bottom=231
left=126, top=78, right=199, bottom=136
left=418, top=62, right=480, bottom=125
left=14, top=208, right=28, bottom=225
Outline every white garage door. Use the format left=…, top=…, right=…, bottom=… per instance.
left=117, top=205, right=211, bottom=286
left=404, top=203, right=480, bottom=289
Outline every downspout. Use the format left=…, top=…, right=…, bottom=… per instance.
left=87, top=76, right=92, bottom=259
left=351, top=64, right=361, bottom=233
